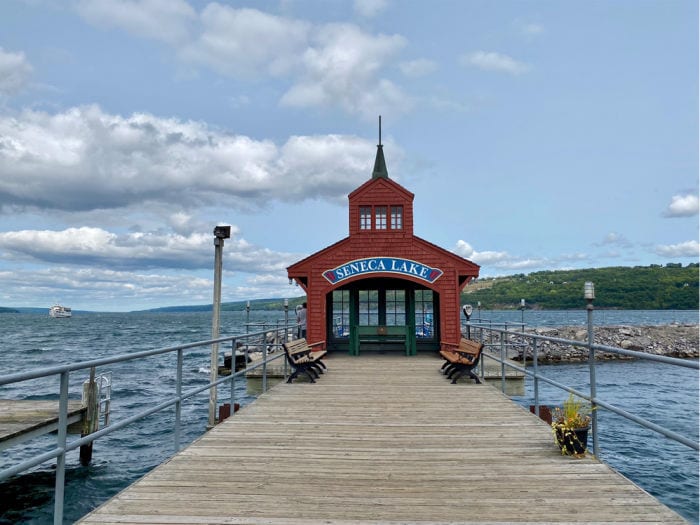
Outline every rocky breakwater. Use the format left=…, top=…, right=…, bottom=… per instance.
left=510, top=324, right=699, bottom=363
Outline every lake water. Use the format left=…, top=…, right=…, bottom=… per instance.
left=0, top=309, right=697, bottom=523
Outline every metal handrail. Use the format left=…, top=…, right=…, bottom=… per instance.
left=0, top=323, right=295, bottom=525
left=467, top=321, right=699, bottom=454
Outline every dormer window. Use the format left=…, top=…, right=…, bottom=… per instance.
left=375, top=206, right=387, bottom=229
left=358, top=204, right=404, bottom=231
left=391, top=206, right=403, bottom=230
left=360, top=206, right=372, bottom=230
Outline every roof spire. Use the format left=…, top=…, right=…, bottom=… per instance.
left=372, top=115, right=388, bottom=179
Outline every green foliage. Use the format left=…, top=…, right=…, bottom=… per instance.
left=463, top=263, right=699, bottom=310
left=553, top=393, right=591, bottom=429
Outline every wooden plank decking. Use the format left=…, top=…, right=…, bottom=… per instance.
left=78, top=353, right=686, bottom=524
left=0, top=399, right=85, bottom=450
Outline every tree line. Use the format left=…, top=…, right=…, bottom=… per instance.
left=461, top=263, right=699, bottom=310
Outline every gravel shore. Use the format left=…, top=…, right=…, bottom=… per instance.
left=505, top=324, right=699, bottom=363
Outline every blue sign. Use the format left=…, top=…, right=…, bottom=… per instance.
left=323, top=257, right=443, bottom=285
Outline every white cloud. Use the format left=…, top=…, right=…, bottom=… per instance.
left=0, top=105, right=377, bottom=212
left=180, top=4, right=309, bottom=78
left=654, top=240, right=699, bottom=258
left=520, top=23, right=544, bottom=36
left=399, top=59, right=437, bottom=77
left=76, top=0, right=197, bottom=45
left=0, top=265, right=214, bottom=310
left=354, top=0, right=388, bottom=18
left=663, top=193, right=699, bottom=217
left=280, top=24, right=410, bottom=119
left=459, top=51, right=530, bottom=75
left=0, top=47, right=33, bottom=96
left=76, top=3, right=410, bottom=119
left=454, top=240, right=545, bottom=270
left=0, top=225, right=300, bottom=272
left=596, top=232, right=632, bottom=248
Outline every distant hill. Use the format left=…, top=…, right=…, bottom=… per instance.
left=0, top=307, right=20, bottom=313
left=140, top=297, right=307, bottom=313
left=2, top=264, right=697, bottom=314
left=462, top=263, right=699, bottom=310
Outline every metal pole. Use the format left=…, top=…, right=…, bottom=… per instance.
left=209, top=235, right=224, bottom=429
left=54, top=371, right=69, bottom=525
left=500, top=325, right=507, bottom=393
left=284, top=299, right=289, bottom=342
left=175, top=348, right=183, bottom=451
left=230, top=338, right=236, bottom=417
left=533, top=336, right=539, bottom=417
left=587, top=296, right=599, bottom=457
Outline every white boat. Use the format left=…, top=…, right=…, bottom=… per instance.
left=49, top=304, right=72, bottom=318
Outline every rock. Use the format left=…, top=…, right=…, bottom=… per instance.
left=521, top=324, right=699, bottom=363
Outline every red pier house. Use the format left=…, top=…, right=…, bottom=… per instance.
left=287, top=137, right=479, bottom=355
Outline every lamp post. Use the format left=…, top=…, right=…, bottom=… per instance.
left=584, top=281, right=598, bottom=457
left=477, top=301, right=481, bottom=322
left=519, top=298, right=526, bottom=330
left=462, top=304, right=473, bottom=339
left=209, top=225, right=230, bottom=429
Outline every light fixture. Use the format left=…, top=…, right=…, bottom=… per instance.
left=213, top=225, right=231, bottom=239
left=584, top=282, right=595, bottom=300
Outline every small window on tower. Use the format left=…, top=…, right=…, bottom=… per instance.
left=391, top=206, right=403, bottom=230
left=360, top=206, right=372, bottom=230
left=375, top=206, right=387, bottom=229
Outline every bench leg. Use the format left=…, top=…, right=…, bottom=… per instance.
left=447, top=366, right=460, bottom=379
left=303, top=367, right=316, bottom=383
left=287, top=368, right=300, bottom=383
left=466, top=368, right=482, bottom=384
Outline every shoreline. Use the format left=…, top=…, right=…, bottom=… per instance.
left=508, top=324, right=699, bottom=363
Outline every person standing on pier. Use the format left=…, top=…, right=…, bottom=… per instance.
left=296, top=302, right=307, bottom=338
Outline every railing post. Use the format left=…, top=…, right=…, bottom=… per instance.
left=262, top=341, right=268, bottom=393
left=54, top=370, right=69, bottom=525
left=587, top=299, right=599, bottom=457
left=174, top=348, right=183, bottom=452
left=230, top=338, right=237, bottom=418
left=532, top=336, right=540, bottom=417
left=500, top=325, right=507, bottom=393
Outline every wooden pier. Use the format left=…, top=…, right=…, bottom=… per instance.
left=0, top=399, right=85, bottom=451
left=78, top=353, right=686, bottom=524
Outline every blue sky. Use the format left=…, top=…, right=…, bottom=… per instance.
left=0, top=0, right=697, bottom=311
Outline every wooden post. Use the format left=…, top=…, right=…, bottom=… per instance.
left=80, top=367, right=99, bottom=465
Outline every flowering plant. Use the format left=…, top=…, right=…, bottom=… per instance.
left=552, top=393, right=591, bottom=430
left=551, top=393, right=591, bottom=457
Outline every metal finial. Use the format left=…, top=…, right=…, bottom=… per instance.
left=378, top=115, right=382, bottom=146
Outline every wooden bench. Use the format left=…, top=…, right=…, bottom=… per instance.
left=352, top=325, right=411, bottom=355
left=439, top=338, right=484, bottom=384
left=282, top=339, right=327, bottom=383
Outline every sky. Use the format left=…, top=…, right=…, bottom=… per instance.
left=0, top=0, right=697, bottom=312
